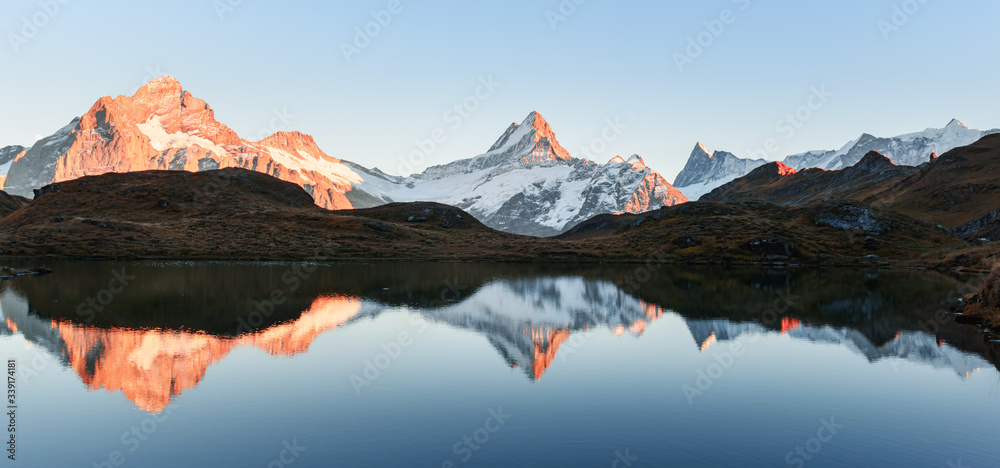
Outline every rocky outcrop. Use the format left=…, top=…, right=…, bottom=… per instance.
left=812, top=202, right=892, bottom=236
left=746, top=238, right=796, bottom=260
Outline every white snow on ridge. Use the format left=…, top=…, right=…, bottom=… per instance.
left=136, top=116, right=373, bottom=189
left=678, top=120, right=1000, bottom=194
left=434, top=276, right=656, bottom=331
left=896, top=119, right=989, bottom=155
left=489, top=118, right=535, bottom=154
left=385, top=165, right=581, bottom=230
left=685, top=318, right=991, bottom=378
left=263, top=146, right=364, bottom=185
left=675, top=180, right=723, bottom=201
left=137, top=116, right=232, bottom=159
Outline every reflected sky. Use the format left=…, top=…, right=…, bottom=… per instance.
left=1, top=261, right=998, bottom=467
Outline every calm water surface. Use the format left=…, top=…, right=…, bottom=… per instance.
left=1, top=261, right=998, bottom=467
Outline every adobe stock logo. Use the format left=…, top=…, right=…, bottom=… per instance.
left=745, top=85, right=834, bottom=160
left=442, top=407, right=513, bottom=467
left=213, top=0, right=244, bottom=21
left=577, top=117, right=627, bottom=161
left=545, top=0, right=587, bottom=31
left=8, top=0, right=72, bottom=54
left=784, top=417, right=845, bottom=468
left=878, top=0, right=930, bottom=40
left=672, top=0, right=751, bottom=73
left=340, top=0, right=407, bottom=63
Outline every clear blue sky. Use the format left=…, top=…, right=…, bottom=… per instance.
left=2, top=0, right=998, bottom=180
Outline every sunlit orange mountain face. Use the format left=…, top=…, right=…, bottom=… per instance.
left=0, top=261, right=997, bottom=413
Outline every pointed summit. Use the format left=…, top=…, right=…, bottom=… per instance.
left=851, top=151, right=896, bottom=173
left=694, top=142, right=713, bottom=158
left=625, top=154, right=647, bottom=169
left=946, top=119, right=966, bottom=128
left=486, top=111, right=571, bottom=164
left=607, top=155, right=646, bottom=169
left=522, top=110, right=544, bottom=127
left=134, top=75, right=183, bottom=98
left=673, top=142, right=769, bottom=199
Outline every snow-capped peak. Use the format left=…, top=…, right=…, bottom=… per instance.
left=625, top=154, right=646, bottom=169
left=488, top=111, right=550, bottom=152
left=522, top=110, right=545, bottom=128
left=695, top=142, right=713, bottom=158
left=481, top=111, right=571, bottom=165
left=673, top=143, right=768, bottom=200
left=676, top=119, right=1000, bottom=199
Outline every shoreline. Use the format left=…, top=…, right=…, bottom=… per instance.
left=4, top=256, right=995, bottom=331
left=0, top=254, right=992, bottom=273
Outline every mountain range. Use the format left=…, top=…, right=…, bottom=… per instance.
left=5, top=76, right=999, bottom=234
left=702, top=134, right=1000, bottom=243
left=0, top=77, right=685, bottom=237
left=674, top=119, right=1000, bottom=200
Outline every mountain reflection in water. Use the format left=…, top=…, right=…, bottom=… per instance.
left=0, top=261, right=996, bottom=413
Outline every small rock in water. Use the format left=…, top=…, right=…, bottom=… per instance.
left=0, top=267, right=53, bottom=278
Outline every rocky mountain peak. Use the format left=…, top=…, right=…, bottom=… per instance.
left=744, top=161, right=797, bottom=181
left=673, top=143, right=768, bottom=198
left=130, top=76, right=187, bottom=111
left=486, top=111, right=571, bottom=164
left=608, top=154, right=647, bottom=170
left=258, top=131, right=340, bottom=163
left=853, top=151, right=896, bottom=172
left=625, top=154, right=647, bottom=169
left=135, top=75, right=182, bottom=95
left=694, top=142, right=713, bottom=158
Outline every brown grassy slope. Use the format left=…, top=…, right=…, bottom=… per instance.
left=868, top=133, right=1000, bottom=228
left=0, top=169, right=551, bottom=261
left=557, top=200, right=970, bottom=267
left=0, top=168, right=981, bottom=267
left=0, top=190, right=28, bottom=218
left=703, top=152, right=918, bottom=206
